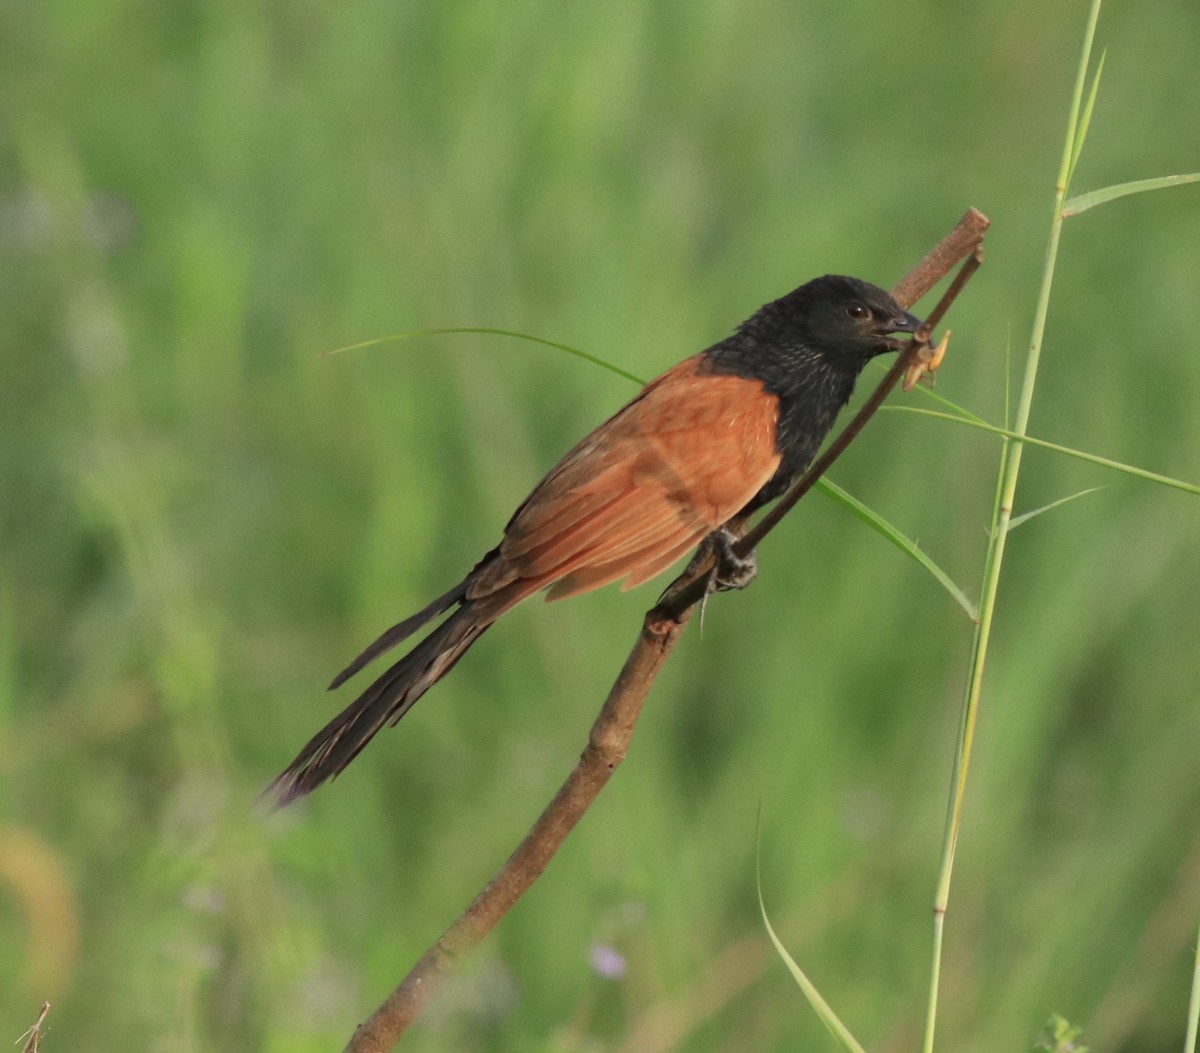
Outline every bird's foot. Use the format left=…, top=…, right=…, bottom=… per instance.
left=706, top=527, right=757, bottom=593
left=693, top=528, right=756, bottom=635
left=656, top=527, right=756, bottom=630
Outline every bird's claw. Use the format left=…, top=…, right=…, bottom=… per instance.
left=695, top=528, right=756, bottom=635
left=706, top=527, right=757, bottom=593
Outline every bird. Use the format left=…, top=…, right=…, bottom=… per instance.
left=269, top=274, right=922, bottom=804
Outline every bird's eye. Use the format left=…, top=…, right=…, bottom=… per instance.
left=845, top=303, right=871, bottom=321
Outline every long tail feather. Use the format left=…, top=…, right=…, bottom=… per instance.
left=269, top=606, right=489, bottom=805
left=328, top=577, right=471, bottom=690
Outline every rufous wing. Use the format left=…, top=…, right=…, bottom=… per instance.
left=467, top=357, right=781, bottom=605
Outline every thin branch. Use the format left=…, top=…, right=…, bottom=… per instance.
left=18, top=1002, right=51, bottom=1053
left=342, top=207, right=991, bottom=1053
left=343, top=608, right=692, bottom=1052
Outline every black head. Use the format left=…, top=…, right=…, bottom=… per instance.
left=765, top=275, right=923, bottom=361
left=702, top=275, right=925, bottom=511
left=704, top=273, right=925, bottom=406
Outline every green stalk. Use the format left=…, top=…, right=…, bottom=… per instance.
left=919, top=2, right=1104, bottom=1050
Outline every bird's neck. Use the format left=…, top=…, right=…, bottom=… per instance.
left=702, top=332, right=870, bottom=508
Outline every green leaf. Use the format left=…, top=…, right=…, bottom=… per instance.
left=322, top=326, right=646, bottom=385
left=911, top=381, right=989, bottom=425
left=757, top=819, right=867, bottom=1053
left=1032, top=1014, right=1089, bottom=1053
left=1053, top=0, right=1104, bottom=195
left=1063, top=172, right=1200, bottom=216
left=1008, top=487, right=1105, bottom=530
left=886, top=406, right=1200, bottom=496
left=1185, top=910, right=1200, bottom=1053
left=869, top=356, right=988, bottom=425
left=817, top=478, right=977, bottom=620
left=1066, top=49, right=1106, bottom=188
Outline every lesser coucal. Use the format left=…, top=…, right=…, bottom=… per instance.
left=270, top=275, right=922, bottom=803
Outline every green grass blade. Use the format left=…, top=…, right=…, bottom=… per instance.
left=757, top=900, right=867, bottom=1053
left=322, top=326, right=646, bottom=385
left=757, top=823, right=867, bottom=1053
left=817, top=478, right=977, bottom=619
left=335, top=331, right=988, bottom=580
left=1062, top=172, right=1200, bottom=217
left=1066, top=49, right=1106, bottom=188
left=911, top=382, right=989, bottom=425
left=869, top=357, right=989, bottom=425
left=887, top=406, right=1200, bottom=496
left=1007, top=487, right=1105, bottom=530
left=1054, top=0, right=1104, bottom=196
left=1003, top=326, right=1013, bottom=429
left=1185, top=911, right=1200, bottom=1053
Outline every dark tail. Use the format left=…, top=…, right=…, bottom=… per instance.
left=327, top=577, right=471, bottom=690
left=268, top=603, right=490, bottom=805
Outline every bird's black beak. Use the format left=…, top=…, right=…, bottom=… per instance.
left=887, top=310, right=924, bottom=335
left=877, top=309, right=924, bottom=352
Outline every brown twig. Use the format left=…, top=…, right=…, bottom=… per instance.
left=342, top=207, right=991, bottom=1053
left=18, top=1002, right=51, bottom=1053
left=343, top=609, right=691, bottom=1051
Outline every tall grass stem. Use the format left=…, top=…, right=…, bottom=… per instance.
left=919, top=1, right=1104, bottom=1050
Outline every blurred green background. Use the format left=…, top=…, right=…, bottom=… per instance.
left=2, top=0, right=1199, bottom=1050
